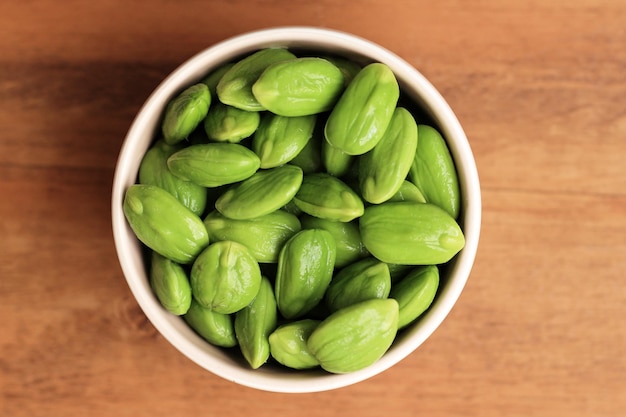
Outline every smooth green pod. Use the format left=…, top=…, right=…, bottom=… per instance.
left=269, top=319, right=321, bottom=370
left=324, top=63, right=399, bottom=155
left=359, top=107, right=418, bottom=204
left=167, top=143, right=260, bottom=188
left=138, top=139, right=207, bottom=216
left=324, top=258, right=391, bottom=312
left=359, top=202, right=465, bottom=265
left=252, top=57, right=345, bottom=117
left=149, top=251, right=192, bottom=315
left=203, top=102, right=260, bottom=143
left=275, top=229, right=336, bottom=319
left=217, top=48, right=296, bottom=111
left=409, top=124, right=461, bottom=219
left=307, top=298, right=399, bottom=374
left=200, top=63, right=234, bottom=96
left=162, top=83, right=211, bottom=145
left=252, top=113, right=317, bottom=169
left=190, top=241, right=262, bottom=314
left=235, top=277, right=277, bottom=369
left=293, top=173, right=364, bottom=222
left=388, top=180, right=427, bottom=204
left=300, top=214, right=368, bottom=268
left=184, top=299, right=237, bottom=348
left=215, top=165, right=303, bottom=220
left=203, top=210, right=301, bottom=263
left=390, top=265, right=439, bottom=329
left=123, top=184, right=209, bottom=264
left=322, top=140, right=354, bottom=177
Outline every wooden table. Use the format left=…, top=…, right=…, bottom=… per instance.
left=2, top=1, right=625, bottom=416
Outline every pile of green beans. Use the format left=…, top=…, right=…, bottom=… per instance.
left=123, top=48, right=464, bottom=373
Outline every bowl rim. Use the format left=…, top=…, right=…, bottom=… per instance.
left=111, top=25, right=481, bottom=393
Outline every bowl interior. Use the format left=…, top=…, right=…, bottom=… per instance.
left=111, top=26, right=481, bottom=393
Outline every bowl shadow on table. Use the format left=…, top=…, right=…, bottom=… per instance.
left=55, top=62, right=199, bottom=237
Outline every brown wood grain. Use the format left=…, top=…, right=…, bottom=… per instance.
left=2, top=1, right=625, bottom=416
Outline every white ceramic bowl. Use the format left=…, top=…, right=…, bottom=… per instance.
left=111, top=26, right=481, bottom=393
